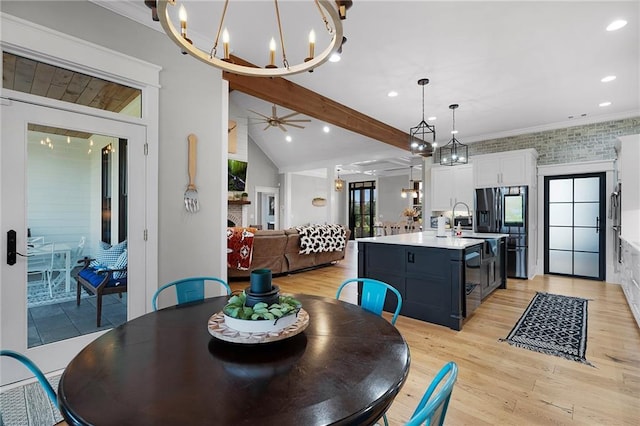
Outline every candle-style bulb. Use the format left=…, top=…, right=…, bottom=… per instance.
left=222, top=28, right=230, bottom=59
left=268, top=38, right=276, bottom=66
left=308, top=29, right=315, bottom=59
left=179, top=5, right=187, bottom=38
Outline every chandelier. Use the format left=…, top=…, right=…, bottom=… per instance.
left=155, top=0, right=350, bottom=77
left=334, top=168, right=345, bottom=192
left=409, top=78, right=436, bottom=156
left=400, top=166, right=418, bottom=199
left=439, top=104, right=468, bottom=166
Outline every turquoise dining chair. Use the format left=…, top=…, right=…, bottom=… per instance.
left=336, top=278, right=403, bottom=325
left=152, top=276, right=231, bottom=311
left=0, top=350, right=67, bottom=424
left=405, top=361, right=459, bottom=426
left=337, top=278, right=403, bottom=426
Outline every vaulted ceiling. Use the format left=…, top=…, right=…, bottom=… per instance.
left=95, top=1, right=639, bottom=177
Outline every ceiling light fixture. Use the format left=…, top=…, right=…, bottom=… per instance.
left=409, top=78, right=435, bottom=157
left=335, top=168, right=345, bottom=192
left=323, top=125, right=330, bottom=133
left=401, top=165, right=418, bottom=199
left=155, top=0, right=349, bottom=77
left=438, top=104, right=468, bottom=166
left=601, top=75, right=617, bottom=82
left=606, top=19, right=627, bottom=31
left=599, top=101, right=612, bottom=107
left=328, top=37, right=347, bottom=62
left=285, top=135, right=292, bottom=142
left=388, top=91, right=398, bottom=97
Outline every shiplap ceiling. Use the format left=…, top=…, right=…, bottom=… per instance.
left=2, top=52, right=141, bottom=138
left=94, top=1, right=639, bottom=177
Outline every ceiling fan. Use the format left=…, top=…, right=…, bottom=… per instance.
left=248, top=104, right=311, bottom=132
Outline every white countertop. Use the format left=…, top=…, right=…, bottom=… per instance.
left=357, top=231, right=490, bottom=250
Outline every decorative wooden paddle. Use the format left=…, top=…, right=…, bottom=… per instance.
left=184, top=133, right=199, bottom=212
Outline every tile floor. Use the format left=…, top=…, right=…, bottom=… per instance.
left=28, top=294, right=127, bottom=347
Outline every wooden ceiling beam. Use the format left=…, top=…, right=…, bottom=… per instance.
left=223, top=55, right=411, bottom=152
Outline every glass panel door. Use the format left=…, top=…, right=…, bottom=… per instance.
left=544, top=173, right=605, bottom=280
left=1, top=100, right=146, bottom=383
left=348, top=181, right=376, bottom=239
left=26, top=126, right=128, bottom=348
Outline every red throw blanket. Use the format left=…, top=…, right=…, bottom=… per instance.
left=227, top=227, right=257, bottom=270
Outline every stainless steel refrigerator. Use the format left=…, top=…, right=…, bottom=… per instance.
left=475, top=186, right=528, bottom=279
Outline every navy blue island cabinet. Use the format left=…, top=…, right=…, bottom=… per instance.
left=357, top=234, right=504, bottom=331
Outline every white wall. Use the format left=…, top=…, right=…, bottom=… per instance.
left=2, top=1, right=228, bottom=284
left=27, top=134, right=93, bottom=250
left=618, top=134, right=640, bottom=243
left=247, top=136, right=279, bottom=223
left=377, top=175, right=412, bottom=223
left=290, top=174, right=328, bottom=226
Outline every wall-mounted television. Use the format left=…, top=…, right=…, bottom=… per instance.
left=228, top=159, right=248, bottom=192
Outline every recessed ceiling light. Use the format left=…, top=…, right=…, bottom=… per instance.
left=285, top=135, right=292, bottom=142
left=601, top=75, right=617, bottom=83
left=606, top=19, right=627, bottom=31
left=599, top=101, right=612, bottom=107
left=428, top=116, right=437, bottom=121
left=387, top=91, right=398, bottom=97
left=323, top=126, right=330, bottom=133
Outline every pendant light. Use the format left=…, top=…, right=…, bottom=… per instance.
left=401, top=166, right=418, bottom=198
left=334, top=168, right=345, bottom=192
left=439, top=104, right=468, bottom=166
left=409, top=78, right=436, bottom=156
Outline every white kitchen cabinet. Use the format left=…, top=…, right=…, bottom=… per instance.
left=431, top=164, right=473, bottom=211
left=473, top=149, right=537, bottom=188
left=618, top=135, right=640, bottom=242
left=620, top=238, right=640, bottom=328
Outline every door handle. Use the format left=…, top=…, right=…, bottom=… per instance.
left=7, top=230, right=17, bottom=265
left=407, top=252, right=415, bottom=264
left=595, top=216, right=599, bottom=234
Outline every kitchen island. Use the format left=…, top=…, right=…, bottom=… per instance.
left=357, top=231, right=507, bottom=330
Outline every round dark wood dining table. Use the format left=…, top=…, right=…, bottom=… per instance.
left=58, top=294, right=411, bottom=425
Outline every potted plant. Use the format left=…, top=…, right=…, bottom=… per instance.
left=222, top=291, right=301, bottom=332
left=241, top=192, right=249, bottom=201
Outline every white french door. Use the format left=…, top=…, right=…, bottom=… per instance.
left=1, top=100, right=147, bottom=384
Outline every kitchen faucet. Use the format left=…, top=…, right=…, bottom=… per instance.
left=451, top=201, right=472, bottom=235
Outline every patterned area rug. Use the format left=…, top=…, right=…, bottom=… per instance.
left=500, top=292, right=594, bottom=367
left=27, top=274, right=87, bottom=308
left=0, top=374, right=64, bottom=426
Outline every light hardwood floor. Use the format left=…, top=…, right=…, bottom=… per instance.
left=230, top=242, right=640, bottom=425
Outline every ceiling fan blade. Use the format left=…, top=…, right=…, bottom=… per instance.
left=278, top=123, right=288, bottom=132
left=263, top=124, right=272, bottom=131
left=278, top=111, right=303, bottom=120
left=248, top=109, right=271, bottom=120
left=285, top=123, right=306, bottom=129
left=282, top=118, right=312, bottom=123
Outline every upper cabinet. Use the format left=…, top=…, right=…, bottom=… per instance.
left=473, top=149, right=538, bottom=188
left=431, top=164, right=473, bottom=211
left=618, top=135, right=640, bottom=242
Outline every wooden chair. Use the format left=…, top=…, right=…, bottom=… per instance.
left=152, top=276, right=231, bottom=311
left=0, top=350, right=68, bottom=425
left=76, top=257, right=127, bottom=327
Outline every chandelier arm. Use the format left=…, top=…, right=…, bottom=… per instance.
left=273, top=0, right=289, bottom=68
left=314, top=0, right=333, bottom=34
left=209, top=0, right=230, bottom=58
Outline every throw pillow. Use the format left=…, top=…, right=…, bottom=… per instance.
left=90, top=242, right=126, bottom=269
left=110, top=249, right=128, bottom=279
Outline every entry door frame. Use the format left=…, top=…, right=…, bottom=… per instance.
left=537, top=160, right=616, bottom=282
left=0, top=13, right=160, bottom=381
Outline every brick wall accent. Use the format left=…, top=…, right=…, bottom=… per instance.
left=464, top=117, right=640, bottom=166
